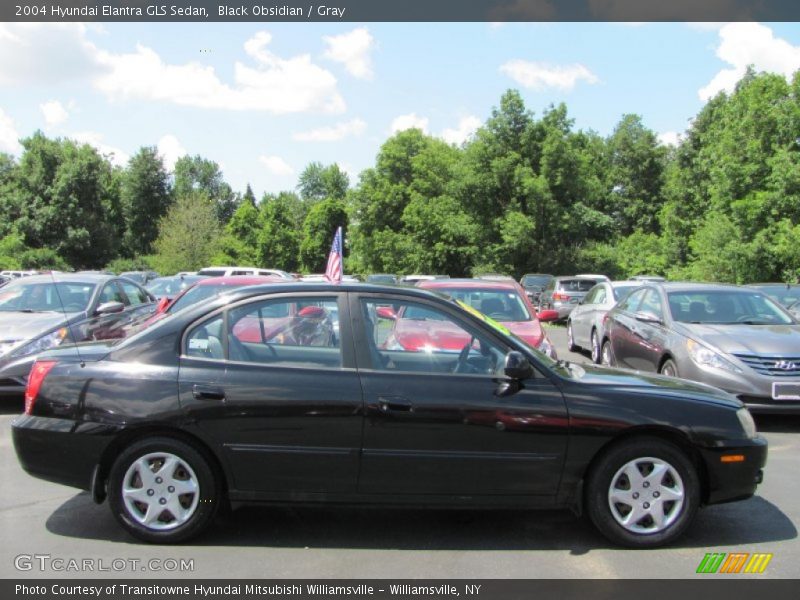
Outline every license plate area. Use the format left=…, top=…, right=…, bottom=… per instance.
left=772, top=382, right=800, bottom=400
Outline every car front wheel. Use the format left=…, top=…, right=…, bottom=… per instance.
left=108, top=436, right=221, bottom=543
left=660, top=358, right=679, bottom=378
left=590, top=329, right=600, bottom=363
left=601, top=339, right=614, bottom=367
left=585, top=437, right=700, bottom=548
left=567, top=321, right=578, bottom=352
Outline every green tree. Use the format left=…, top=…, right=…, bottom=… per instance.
left=257, top=195, right=299, bottom=271
left=299, top=199, right=348, bottom=272
left=174, top=155, right=238, bottom=223
left=152, top=192, right=220, bottom=274
left=297, top=162, right=350, bottom=202
left=121, top=146, right=172, bottom=256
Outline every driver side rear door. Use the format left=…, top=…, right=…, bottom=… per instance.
left=351, top=292, right=568, bottom=498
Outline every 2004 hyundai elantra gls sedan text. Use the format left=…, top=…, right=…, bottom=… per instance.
left=12, top=283, right=766, bottom=548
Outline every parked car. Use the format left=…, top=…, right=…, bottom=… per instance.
left=576, top=274, right=610, bottom=281
left=746, top=283, right=800, bottom=308
left=416, top=278, right=557, bottom=358
left=366, top=274, right=398, bottom=285
left=13, top=281, right=766, bottom=547
left=601, top=282, right=800, bottom=413
left=520, top=273, right=553, bottom=305
left=0, top=273, right=156, bottom=399
left=120, top=271, right=161, bottom=285
left=538, top=275, right=609, bottom=321
left=567, top=281, right=643, bottom=362
left=197, top=266, right=295, bottom=279
left=1, top=270, right=38, bottom=278
left=146, top=275, right=206, bottom=302
left=400, top=274, right=450, bottom=284
left=153, top=275, right=283, bottom=318
left=475, top=273, right=515, bottom=281
left=630, top=275, right=666, bottom=282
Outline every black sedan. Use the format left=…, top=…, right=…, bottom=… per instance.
left=13, top=283, right=766, bottom=547
left=0, top=273, right=156, bottom=398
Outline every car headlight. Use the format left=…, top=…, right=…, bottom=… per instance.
left=10, top=328, right=69, bottom=359
left=736, top=408, right=757, bottom=439
left=686, top=339, right=742, bottom=373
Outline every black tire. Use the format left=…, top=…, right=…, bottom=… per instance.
left=108, top=436, right=221, bottom=543
left=600, top=339, right=615, bottom=367
left=567, top=320, right=578, bottom=352
left=660, top=358, right=679, bottom=378
left=585, top=437, right=700, bottom=548
left=590, top=329, right=601, bottom=364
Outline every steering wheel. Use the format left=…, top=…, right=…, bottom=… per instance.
left=454, top=337, right=478, bottom=374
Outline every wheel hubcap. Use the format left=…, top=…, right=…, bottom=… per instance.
left=602, top=343, right=611, bottom=366
left=122, top=452, right=200, bottom=531
left=608, top=457, right=685, bottom=535
left=662, top=363, right=676, bottom=377
left=591, top=332, right=599, bottom=362
left=568, top=324, right=573, bottom=346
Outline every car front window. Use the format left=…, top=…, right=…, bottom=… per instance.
left=439, top=288, right=532, bottom=322
left=0, top=281, right=96, bottom=313
left=668, top=291, right=794, bottom=325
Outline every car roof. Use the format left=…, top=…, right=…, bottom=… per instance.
left=194, top=275, right=284, bottom=286
left=646, top=282, right=747, bottom=292
left=418, top=278, right=519, bottom=290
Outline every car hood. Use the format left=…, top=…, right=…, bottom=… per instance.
left=674, top=322, right=800, bottom=356
left=504, top=320, right=544, bottom=347
left=568, top=363, right=742, bottom=409
left=0, top=312, right=72, bottom=342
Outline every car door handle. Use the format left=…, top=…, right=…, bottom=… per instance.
left=378, top=395, right=413, bottom=413
left=192, top=385, right=226, bottom=401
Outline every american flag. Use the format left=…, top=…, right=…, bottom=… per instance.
left=324, top=226, right=343, bottom=283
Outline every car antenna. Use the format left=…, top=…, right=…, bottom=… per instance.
left=49, top=271, right=86, bottom=368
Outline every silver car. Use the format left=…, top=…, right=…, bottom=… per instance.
left=538, top=275, right=608, bottom=321
left=566, top=281, right=643, bottom=362
left=602, top=282, right=800, bottom=413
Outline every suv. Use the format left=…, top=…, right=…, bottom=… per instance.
left=198, top=266, right=295, bottom=279
left=520, top=273, right=553, bottom=304
left=538, top=275, right=608, bottom=321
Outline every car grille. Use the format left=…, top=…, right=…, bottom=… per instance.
left=733, top=354, right=800, bottom=377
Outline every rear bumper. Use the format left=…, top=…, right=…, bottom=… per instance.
left=12, top=415, right=116, bottom=491
left=699, top=436, right=768, bottom=505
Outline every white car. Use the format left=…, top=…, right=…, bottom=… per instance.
left=197, top=266, right=295, bottom=279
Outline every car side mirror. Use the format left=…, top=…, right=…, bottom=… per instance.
left=95, top=301, right=125, bottom=315
left=376, top=306, right=398, bottom=320
left=635, top=312, right=662, bottom=325
left=155, top=297, right=170, bottom=314
left=504, top=351, right=534, bottom=380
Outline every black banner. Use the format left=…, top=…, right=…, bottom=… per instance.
left=3, top=0, right=800, bottom=23
left=5, top=580, right=800, bottom=600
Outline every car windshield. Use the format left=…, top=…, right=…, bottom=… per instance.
left=668, top=290, right=794, bottom=325
left=169, top=284, right=245, bottom=314
left=612, top=284, right=641, bottom=301
left=437, top=288, right=532, bottom=322
left=748, top=285, right=800, bottom=307
left=0, top=280, right=95, bottom=313
left=558, top=279, right=599, bottom=292
left=521, top=275, right=550, bottom=287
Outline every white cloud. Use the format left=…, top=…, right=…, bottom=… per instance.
left=94, top=31, right=345, bottom=114
left=322, top=27, right=375, bottom=79
left=500, top=60, right=599, bottom=91
left=40, top=100, right=69, bottom=126
left=390, top=113, right=429, bottom=134
left=658, top=131, right=682, bottom=147
left=71, top=131, right=129, bottom=166
left=0, top=108, right=21, bottom=155
left=292, top=118, right=367, bottom=142
left=157, top=134, right=187, bottom=171
left=440, top=115, right=482, bottom=145
left=699, top=23, right=800, bottom=101
left=259, top=154, right=294, bottom=176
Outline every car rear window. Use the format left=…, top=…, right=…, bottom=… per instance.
left=558, top=279, right=599, bottom=292
left=197, top=269, right=226, bottom=277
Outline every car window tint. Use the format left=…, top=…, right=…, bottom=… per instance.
left=99, top=282, right=127, bottom=305
left=120, top=281, right=149, bottom=306
left=638, top=289, right=664, bottom=320
left=559, top=279, right=598, bottom=292
left=226, top=297, right=341, bottom=368
left=185, top=315, right=225, bottom=360
left=363, top=299, right=506, bottom=376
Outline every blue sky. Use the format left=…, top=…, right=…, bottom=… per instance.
left=1, top=21, right=799, bottom=198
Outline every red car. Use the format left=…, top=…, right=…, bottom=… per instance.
left=378, top=278, right=557, bottom=358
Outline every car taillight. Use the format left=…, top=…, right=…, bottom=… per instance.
left=25, top=360, right=57, bottom=415
left=553, top=293, right=569, bottom=301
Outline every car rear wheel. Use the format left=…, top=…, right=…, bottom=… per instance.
left=660, top=358, right=679, bottom=378
left=590, top=330, right=600, bottom=363
left=585, top=437, right=699, bottom=548
left=601, top=339, right=614, bottom=367
left=108, top=437, right=221, bottom=543
left=567, top=321, right=578, bottom=352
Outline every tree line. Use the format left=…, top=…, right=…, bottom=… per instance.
left=1, top=67, right=799, bottom=283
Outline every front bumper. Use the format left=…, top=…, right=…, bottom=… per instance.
left=699, top=436, right=768, bottom=505
left=12, top=415, right=116, bottom=491
left=675, top=357, right=800, bottom=414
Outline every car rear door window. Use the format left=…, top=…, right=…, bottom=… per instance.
left=617, top=288, right=646, bottom=313
left=99, top=282, right=127, bottom=305
left=119, top=281, right=150, bottom=306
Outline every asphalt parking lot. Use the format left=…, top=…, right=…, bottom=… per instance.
left=0, top=326, right=798, bottom=579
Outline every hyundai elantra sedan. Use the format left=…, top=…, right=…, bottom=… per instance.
left=13, top=283, right=766, bottom=548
